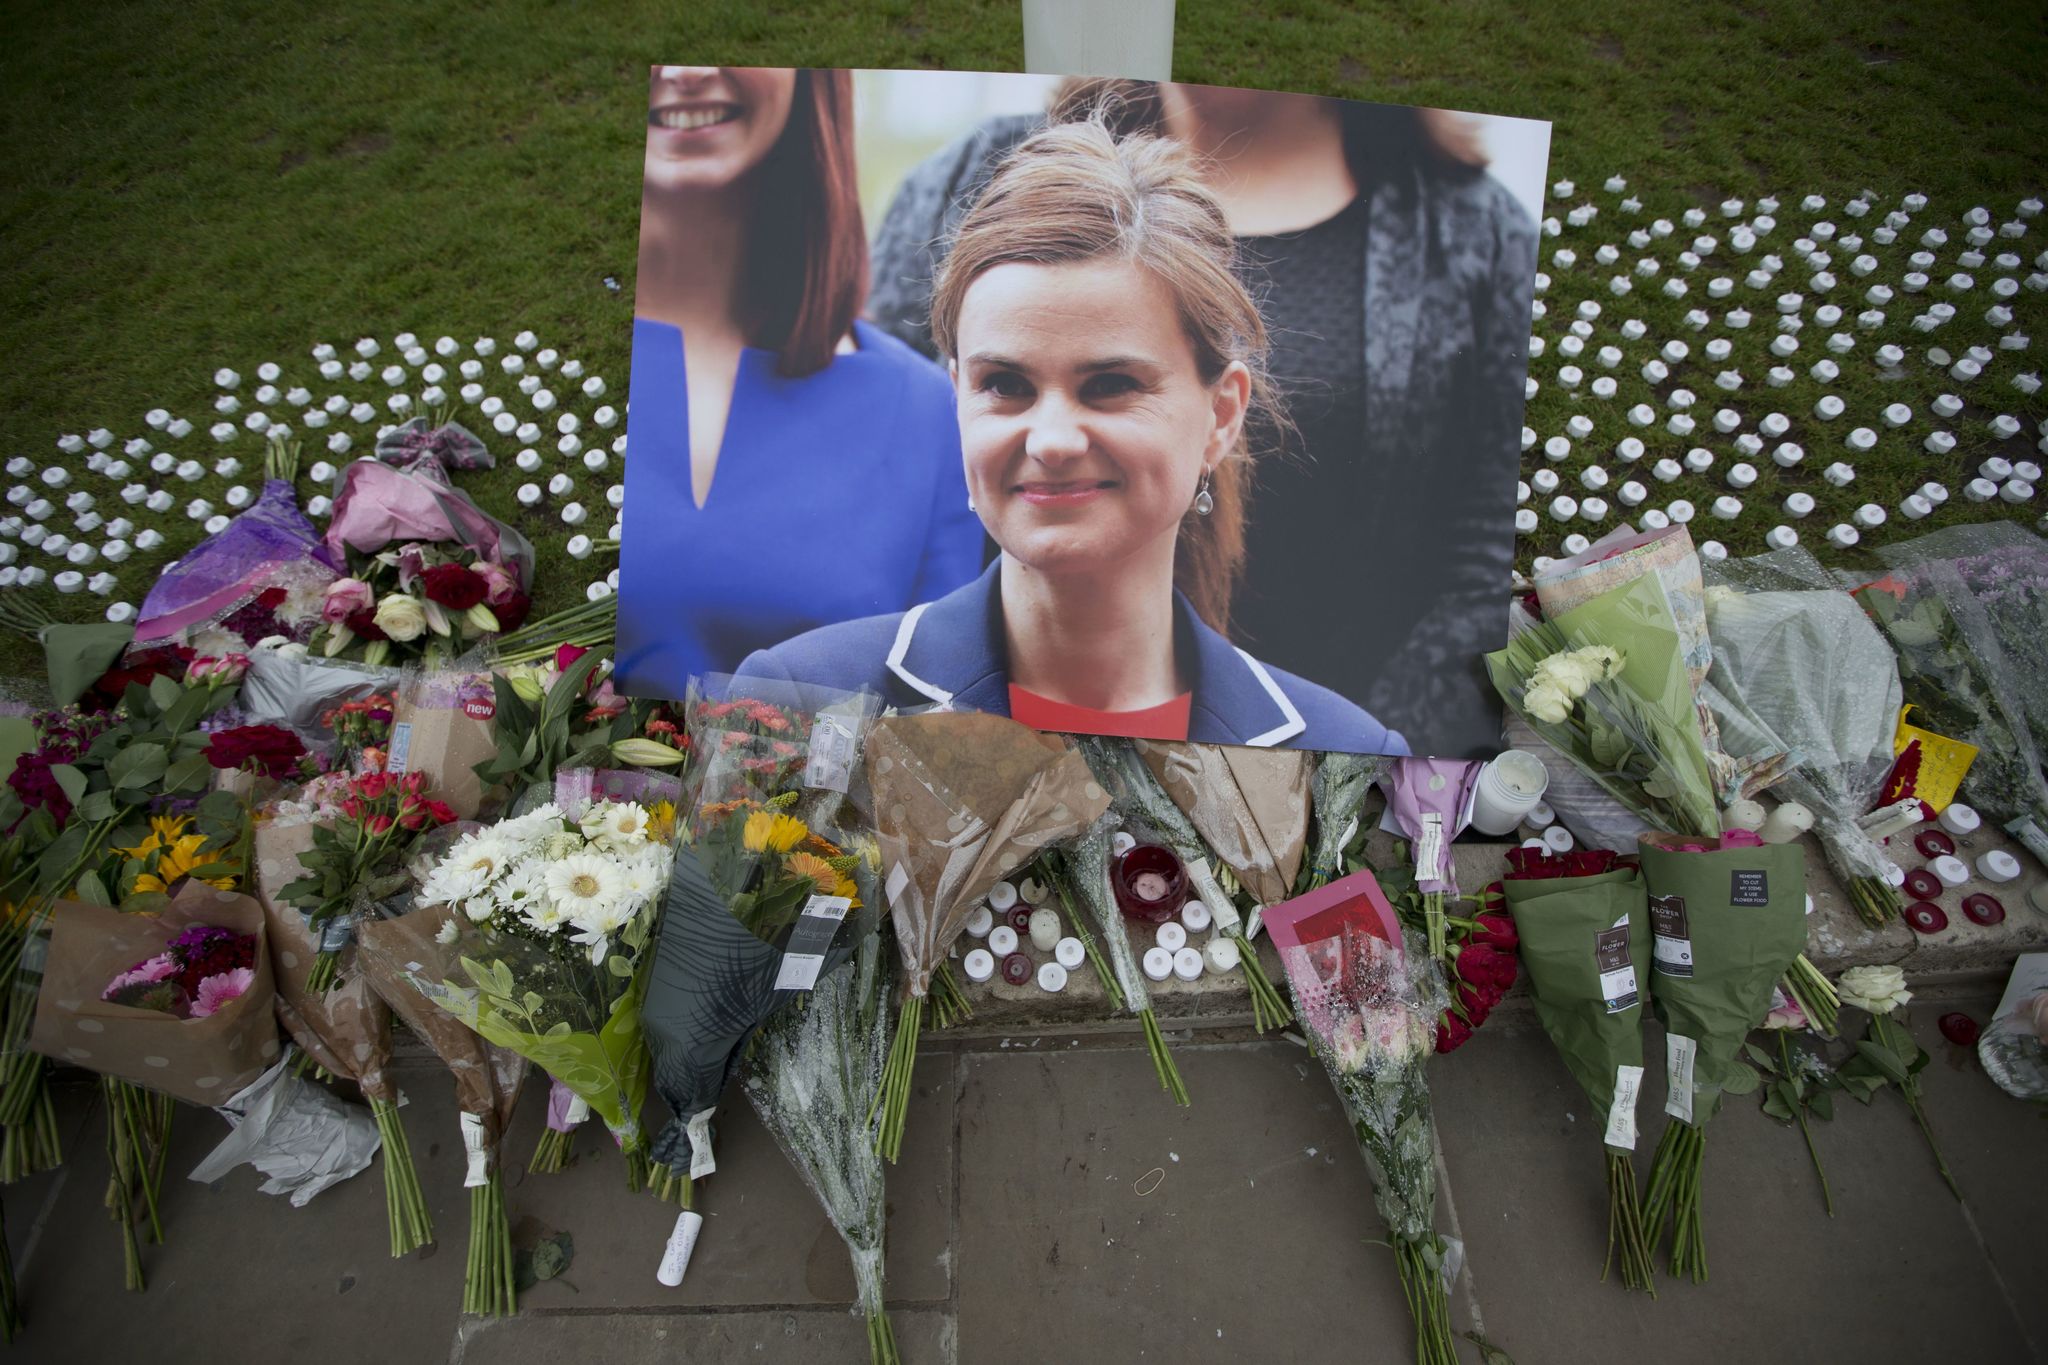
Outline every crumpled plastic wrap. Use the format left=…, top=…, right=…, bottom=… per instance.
left=1869, top=523, right=2048, bottom=860
left=188, top=1054, right=380, bottom=1206
left=740, top=930, right=896, bottom=1349
left=1702, top=547, right=1903, bottom=884
left=239, top=648, right=401, bottom=752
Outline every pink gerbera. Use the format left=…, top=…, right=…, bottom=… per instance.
left=191, top=968, right=254, bottom=1019
left=103, top=953, right=180, bottom=1000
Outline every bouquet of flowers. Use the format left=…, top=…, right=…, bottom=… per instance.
left=1079, top=738, right=1295, bottom=1032
left=356, top=901, right=526, bottom=1316
left=1487, top=574, right=1837, bottom=1032
left=275, top=767, right=458, bottom=989
left=1368, top=861, right=1518, bottom=1055
left=1748, top=988, right=1841, bottom=1215
left=1637, top=830, right=1808, bottom=1282
left=1265, top=870, right=1458, bottom=1365
left=28, top=886, right=278, bottom=1289
left=1700, top=547, right=1906, bottom=926
left=641, top=682, right=878, bottom=1184
left=741, top=927, right=901, bottom=1365
left=0, top=660, right=249, bottom=1182
left=1304, top=752, right=1390, bottom=890
left=309, top=543, right=526, bottom=667
left=1501, top=845, right=1657, bottom=1292
left=1865, top=523, right=2048, bottom=864
left=474, top=646, right=679, bottom=802
left=409, top=797, right=676, bottom=1202
left=864, top=713, right=1112, bottom=1152
left=133, top=432, right=337, bottom=655
left=1379, top=757, right=1484, bottom=960
left=254, top=808, right=424, bottom=1256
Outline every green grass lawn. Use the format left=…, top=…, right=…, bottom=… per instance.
left=1, top=0, right=2044, bottom=683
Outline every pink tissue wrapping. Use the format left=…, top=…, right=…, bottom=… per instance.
left=323, top=455, right=532, bottom=591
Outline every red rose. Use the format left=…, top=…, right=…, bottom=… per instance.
left=344, top=609, right=389, bottom=642
left=1435, top=1013, right=1474, bottom=1053
left=555, top=644, right=589, bottom=672
left=205, top=724, right=307, bottom=779
left=422, top=799, right=458, bottom=826
left=1456, top=943, right=1517, bottom=991
left=1470, top=910, right=1520, bottom=953
left=493, top=592, right=532, bottom=633
left=257, top=587, right=288, bottom=610
left=398, top=800, right=429, bottom=831
left=367, top=813, right=394, bottom=835
left=421, top=564, right=489, bottom=611
left=1455, top=982, right=1495, bottom=1027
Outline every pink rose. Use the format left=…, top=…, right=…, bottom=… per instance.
left=324, top=577, right=375, bottom=623
left=474, top=560, right=522, bottom=607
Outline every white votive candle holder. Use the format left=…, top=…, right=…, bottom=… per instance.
left=1684, top=447, right=1715, bottom=473
left=1823, top=462, right=1857, bottom=487
left=1825, top=523, right=1860, bottom=548
left=1765, top=525, right=1800, bottom=550
left=1617, top=480, right=1648, bottom=506
left=1652, top=458, right=1684, bottom=483
left=1667, top=499, right=1695, bottom=524
left=2001, top=480, right=2035, bottom=503
left=1964, top=477, right=1999, bottom=502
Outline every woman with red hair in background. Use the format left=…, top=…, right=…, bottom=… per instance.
left=618, top=66, right=984, bottom=697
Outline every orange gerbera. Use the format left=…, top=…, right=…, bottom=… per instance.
left=784, top=851, right=840, bottom=897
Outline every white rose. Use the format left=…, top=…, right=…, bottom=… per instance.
left=1541, top=654, right=1600, bottom=698
left=372, top=592, right=427, bottom=642
left=1524, top=680, right=1574, bottom=725
left=1577, top=644, right=1626, bottom=680
left=1837, top=964, right=1912, bottom=1016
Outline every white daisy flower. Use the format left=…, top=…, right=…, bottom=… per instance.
left=545, top=853, right=622, bottom=923
left=435, top=918, right=461, bottom=946
left=424, top=831, right=516, bottom=909
left=581, top=800, right=651, bottom=852
left=493, top=803, right=567, bottom=850
left=566, top=897, right=637, bottom=964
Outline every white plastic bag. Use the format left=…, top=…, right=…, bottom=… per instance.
left=188, top=1054, right=381, bottom=1206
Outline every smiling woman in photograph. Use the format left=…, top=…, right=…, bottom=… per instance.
left=616, top=66, right=985, bottom=696
left=737, top=120, right=1407, bottom=753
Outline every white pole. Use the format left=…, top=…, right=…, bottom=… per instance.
left=1022, top=0, right=1176, bottom=80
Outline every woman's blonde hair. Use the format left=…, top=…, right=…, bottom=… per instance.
left=929, top=118, right=1287, bottom=636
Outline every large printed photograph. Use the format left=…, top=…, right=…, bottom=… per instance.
left=617, top=67, right=1548, bottom=756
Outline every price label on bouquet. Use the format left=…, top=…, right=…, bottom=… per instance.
left=1648, top=894, right=1694, bottom=978
left=1594, top=921, right=1639, bottom=1013
left=772, top=894, right=853, bottom=992
left=387, top=720, right=414, bottom=775
left=802, top=714, right=856, bottom=793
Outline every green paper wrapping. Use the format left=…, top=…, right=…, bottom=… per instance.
left=1502, top=867, right=1652, bottom=1152
left=1638, top=840, right=1807, bottom=1127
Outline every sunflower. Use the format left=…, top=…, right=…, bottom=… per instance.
left=117, top=814, right=235, bottom=894
left=742, top=810, right=808, bottom=855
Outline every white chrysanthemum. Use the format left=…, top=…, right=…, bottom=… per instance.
left=434, top=917, right=461, bottom=945
left=613, top=846, right=669, bottom=910
left=545, top=853, right=622, bottom=922
left=425, top=832, right=517, bottom=910
left=566, top=897, right=637, bottom=963
left=581, top=800, right=651, bottom=852
left=494, top=803, right=568, bottom=850
left=488, top=857, right=547, bottom=917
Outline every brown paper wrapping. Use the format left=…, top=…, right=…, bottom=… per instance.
left=355, top=903, right=524, bottom=1142
left=390, top=680, right=501, bottom=820
left=30, top=885, right=281, bottom=1106
left=252, top=821, right=398, bottom=1104
left=1135, top=741, right=1312, bottom=904
left=866, top=712, right=1111, bottom=996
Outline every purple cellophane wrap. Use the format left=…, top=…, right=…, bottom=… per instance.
left=324, top=452, right=536, bottom=590
left=1381, top=757, right=1483, bottom=895
left=136, top=480, right=342, bottom=644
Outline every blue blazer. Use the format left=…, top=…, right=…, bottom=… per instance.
left=736, top=562, right=1410, bottom=754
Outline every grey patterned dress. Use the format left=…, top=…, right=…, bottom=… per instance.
left=868, top=114, right=1537, bottom=758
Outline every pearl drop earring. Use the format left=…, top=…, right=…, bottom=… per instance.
left=1193, top=472, right=1214, bottom=517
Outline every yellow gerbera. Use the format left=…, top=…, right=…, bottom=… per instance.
left=647, top=799, right=678, bottom=845
left=742, top=810, right=808, bottom=855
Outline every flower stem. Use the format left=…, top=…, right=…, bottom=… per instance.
left=373, top=1098, right=433, bottom=1255
left=1603, top=1150, right=1658, bottom=1294
left=528, top=1124, right=575, bottom=1174
left=1139, top=1008, right=1189, bottom=1106
left=1780, top=1032, right=1835, bottom=1216
left=870, top=994, right=922, bottom=1163
left=1227, top=926, right=1294, bottom=1032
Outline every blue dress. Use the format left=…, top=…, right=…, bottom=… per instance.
left=616, top=318, right=987, bottom=698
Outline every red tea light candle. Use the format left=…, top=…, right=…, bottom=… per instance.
left=1001, top=953, right=1033, bottom=986
left=1111, top=844, right=1188, bottom=925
